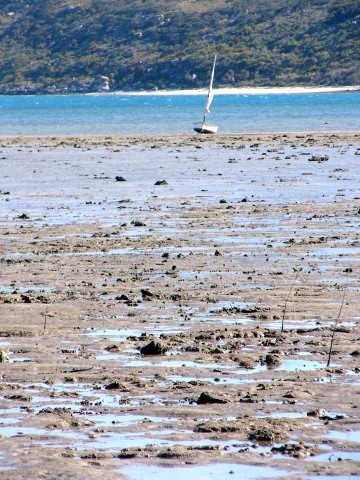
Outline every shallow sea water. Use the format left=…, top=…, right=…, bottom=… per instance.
left=0, top=92, right=359, bottom=135
left=120, top=463, right=291, bottom=480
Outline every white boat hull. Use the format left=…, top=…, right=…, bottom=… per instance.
left=194, top=122, right=218, bottom=134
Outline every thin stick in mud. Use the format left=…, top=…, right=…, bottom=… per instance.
left=281, top=267, right=302, bottom=333
left=327, top=281, right=347, bottom=368
left=42, top=307, right=48, bottom=334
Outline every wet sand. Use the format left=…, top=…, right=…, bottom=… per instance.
left=0, top=132, right=359, bottom=479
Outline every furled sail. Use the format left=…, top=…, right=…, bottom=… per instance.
left=204, top=55, right=217, bottom=115
left=205, top=91, right=214, bottom=114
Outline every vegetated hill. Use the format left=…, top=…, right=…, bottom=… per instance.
left=0, top=0, right=358, bottom=94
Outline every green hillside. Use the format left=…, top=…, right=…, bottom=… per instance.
left=0, top=0, right=358, bottom=93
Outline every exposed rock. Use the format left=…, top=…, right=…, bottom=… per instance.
left=264, top=353, right=283, bottom=366
left=105, top=380, right=126, bottom=390
left=249, top=425, right=287, bottom=443
left=236, top=354, right=258, bottom=369
left=271, top=442, right=315, bottom=458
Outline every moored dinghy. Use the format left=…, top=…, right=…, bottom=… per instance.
left=194, top=55, right=218, bottom=134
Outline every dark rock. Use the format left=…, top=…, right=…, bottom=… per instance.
left=308, top=155, right=329, bottom=162
left=141, top=289, right=154, bottom=300
left=105, top=344, right=121, bottom=352
left=265, top=353, right=283, bottom=366
left=105, top=380, right=124, bottom=390
left=197, top=391, right=227, bottom=405
left=115, top=176, right=127, bottom=181
left=115, top=294, right=130, bottom=301
left=131, top=220, right=146, bottom=226
left=20, top=294, right=32, bottom=303
left=154, top=179, right=168, bottom=185
left=140, top=340, right=167, bottom=355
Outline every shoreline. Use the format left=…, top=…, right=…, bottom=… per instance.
left=0, top=131, right=358, bottom=145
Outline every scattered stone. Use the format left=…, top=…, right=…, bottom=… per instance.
left=240, top=393, right=258, bottom=403
left=20, top=294, right=32, bottom=303
left=308, top=155, right=329, bottom=162
left=307, top=408, right=326, bottom=418
left=105, top=344, right=121, bottom=352
left=0, top=350, right=9, bottom=362
left=154, top=179, right=168, bottom=185
left=271, top=442, right=314, bottom=458
left=194, top=420, right=238, bottom=432
left=5, top=393, right=32, bottom=401
left=118, top=449, right=138, bottom=459
left=38, top=407, right=72, bottom=415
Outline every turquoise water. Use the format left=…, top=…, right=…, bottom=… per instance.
left=0, top=92, right=359, bottom=135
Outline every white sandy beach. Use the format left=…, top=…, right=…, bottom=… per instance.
left=108, top=85, right=360, bottom=96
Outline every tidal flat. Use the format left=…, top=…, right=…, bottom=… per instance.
left=0, top=132, right=359, bottom=479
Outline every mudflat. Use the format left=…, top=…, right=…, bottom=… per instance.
left=0, top=132, right=359, bottom=479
